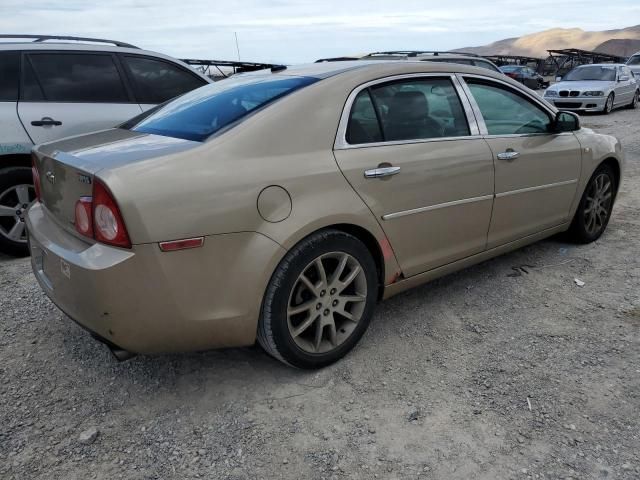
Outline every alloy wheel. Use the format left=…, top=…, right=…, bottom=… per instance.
left=0, top=184, right=36, bottom=244
left=605, top=94, right=614, bottom=113
left=287, top=251, right=367, bottom=354
left=583, top=173, right=612, bottom=236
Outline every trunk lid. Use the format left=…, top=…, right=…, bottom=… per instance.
left=32, top=128, right=199, bottom=238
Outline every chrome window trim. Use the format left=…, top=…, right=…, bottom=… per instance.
left=334, top=72, right=481, bottom=150
left=382, top=194, right=494, bottom=220
left=456, top=73, right=558, bottom=136
left=495, top=179, right=578, bottom=198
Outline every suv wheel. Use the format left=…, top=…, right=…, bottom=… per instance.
left=258, top=229, right=378, bottom=369
left=0, top=168, right=36, bottom=257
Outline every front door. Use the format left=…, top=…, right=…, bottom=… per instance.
left=17, top=51, right=142, bottom=144
left=462, top=77, right=582, bottom=248
left=333, top=75, right=495, bottom=277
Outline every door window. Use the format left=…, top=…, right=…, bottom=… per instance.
left=347, top=78, right=470, bottom=144
left=0, top=52, right=20, bottom=101
left=23, top=53, right=129, bottom=102
left=466, top=81, right=551, bottom=135
left=123, top=56, right=207, bottom=104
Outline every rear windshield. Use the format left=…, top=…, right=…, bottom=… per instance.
left=563, top=66, right=616, bottom=81
left=128, top=75, right=318, bottom=141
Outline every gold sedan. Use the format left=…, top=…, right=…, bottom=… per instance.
left=27, top=61, right=624, bottom=368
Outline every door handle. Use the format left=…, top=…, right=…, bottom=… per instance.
left=497, top=150, right=520, bottom=161
left=364, top=165, right=401, bottom=179
left=31, top=117, right=62, bottom=127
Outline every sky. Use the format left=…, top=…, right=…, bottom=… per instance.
left=1, top=0, right=639, bottom=64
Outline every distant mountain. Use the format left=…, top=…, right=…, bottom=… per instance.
left=595, top=39, right=640, bottom=57
left=456, top=25, right=640, bottom=58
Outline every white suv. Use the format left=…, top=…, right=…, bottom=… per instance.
left=0, top=35, right=212, bottom=256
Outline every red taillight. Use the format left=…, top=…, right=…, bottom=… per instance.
left=73, top=179, right=131, bottom=248
left=74, top=197, right=93, bottom=237
left=92, top=179, right=131, bottom=249
left=31, top=155, right=41, bottom=202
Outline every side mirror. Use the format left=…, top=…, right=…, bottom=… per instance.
left=619, top=75, right=630, bottom=82
left=555, top=76, right=562, bottom=82
left=553, top=111, right=580, bottom=133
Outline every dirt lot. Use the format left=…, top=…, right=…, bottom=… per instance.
left=1, top=107, right=639, bottom=480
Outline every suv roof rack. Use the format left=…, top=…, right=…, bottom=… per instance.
left=363, top=50, right=482, bottom=58
left=0, top=34, right=138, bottom=49
left=180, top=58, right=277, bottom=77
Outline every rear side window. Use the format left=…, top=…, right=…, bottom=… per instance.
left=130, top=75, right=318, bottom=142
left=347, top=77, right=469, bottom=144
left=346, top=90, right=383, bottom=144
left=123, top=56, right=207, bottom=104
left=23, top=53, right=129, bottom=102
left=466, top=81, right=551, bottom=135
left=0, top=52, right=20, bottom=101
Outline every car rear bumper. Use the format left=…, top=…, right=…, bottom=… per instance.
left=26, top=202, right=285, bottom=354
left=548, top=97, right=607, bottom=112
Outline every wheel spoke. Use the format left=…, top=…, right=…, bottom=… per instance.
left=299, top=274, right=318, bottom=296
left=7, top=221, right=25, bottom=241
left=0, top=205, right=16, bottom=217
left=339, top=294, right=366, bottom=304
left=334, top=305, right=355, bottom=322
left=288, top=299, right=316, bottom=316
left=338, top=265, right=361, bottom=292
left=326, top=322, right=338, bottom=347
left=329, top=253, right=349, bottom=285
left=15, top=185, right=30, bottom=205
left=315, top=258, right=328, bottom=288
left=313, top=321, right=324, bottom=352
left=291, top=313, right=320, bottom=338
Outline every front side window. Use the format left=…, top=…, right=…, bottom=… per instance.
left=466, top=81, right=551, bottom=135
left=129, top=75, right=317, bottom=142
left=24, top=53, right=129, bottom=102
left=346, top=77, right=470, bottom=144
left=0, top=52, right=20, bottom=101
left=123, top=56, right=207, bottom=104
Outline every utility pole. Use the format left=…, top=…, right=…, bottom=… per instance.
left=234, top=32, right=241, bottom=61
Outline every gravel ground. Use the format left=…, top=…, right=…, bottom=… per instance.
left=1, top=107, right=639, bottom=480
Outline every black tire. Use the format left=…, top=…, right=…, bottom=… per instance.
left=257, top=229, right=378, bottom=369
left=568, top=164, right=616, bottom=244
left=0, top=167, right=34, bottom=257
left=602, top=93, right=614, bottom=114
left=627, top=90, right=639, bottom=109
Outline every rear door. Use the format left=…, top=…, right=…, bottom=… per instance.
left=460, top=76, right=582, bottom=248
left=333, top=74, right=495, bottom=277
left=17, top=52, right=142, bottom=144
left=119, top=55, right=209, bottom=112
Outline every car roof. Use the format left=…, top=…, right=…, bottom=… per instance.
left=268, top=60, right=508, bottom=81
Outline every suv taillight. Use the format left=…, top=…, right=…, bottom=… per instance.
left=73, top=179, right=131, bottom=249
left=31, top=155, right=41, bottom=202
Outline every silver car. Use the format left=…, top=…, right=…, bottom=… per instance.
left=544, top=64, right=639, bottom=114
left=627, top=51, right=640, bottom=76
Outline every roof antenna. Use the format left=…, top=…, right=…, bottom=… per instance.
left=234, top=32, right=241, bottom=61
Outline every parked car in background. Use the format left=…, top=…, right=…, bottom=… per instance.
left=0, top=34, right=212, bottom=256
left=544, top=64, right=639, bottom=114
left=499, top=65, right=548, bottom=89
left=27, top=61, right=623, bottom=368
left=627, top=50, right=640, bottom=76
